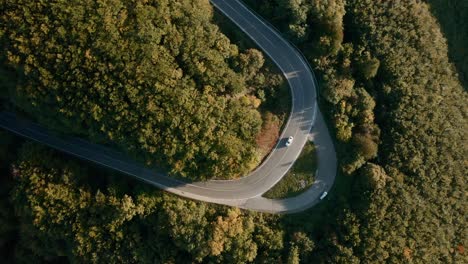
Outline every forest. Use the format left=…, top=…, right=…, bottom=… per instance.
left=0, top=0, right=287, bottom=181
left=244, top=0, right=467, bottom=262
left=0, top=0, right=467, bottom=263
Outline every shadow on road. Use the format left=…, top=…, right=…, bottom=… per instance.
left=0, top=112, right=193, bottom=190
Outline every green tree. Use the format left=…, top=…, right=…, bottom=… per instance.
left=355, top=51, right=380, bottom=80
left=287, top=245, right=300, bottom=264
left=0, top=0, right=287, bottom=181
left=7, top=143, right=287, bottom=263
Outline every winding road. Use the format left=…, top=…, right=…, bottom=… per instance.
left=0, top=0, right=337, bottom=213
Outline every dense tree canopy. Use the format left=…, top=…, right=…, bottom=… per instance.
left=0, top=0, right=467, bottom=263
left=6, top=143, right=287, bottom=263
left=0, top=0, right=286, bottom=180
left=246, top=0, right=467, bottom=263
left=339, top=1, right=467, bottom=262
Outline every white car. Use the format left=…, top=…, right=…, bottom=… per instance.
left=320, top=191, right=328, bottom=200
left=285, top=136, right=294, bottom=147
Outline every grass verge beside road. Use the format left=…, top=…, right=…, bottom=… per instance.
left=263, top=141, right=317, bottom=199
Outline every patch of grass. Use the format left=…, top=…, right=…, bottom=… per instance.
left=263, top=141, right=317, bottom=199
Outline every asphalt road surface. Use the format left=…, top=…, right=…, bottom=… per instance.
left=0, top=0, right=337, bottom=213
